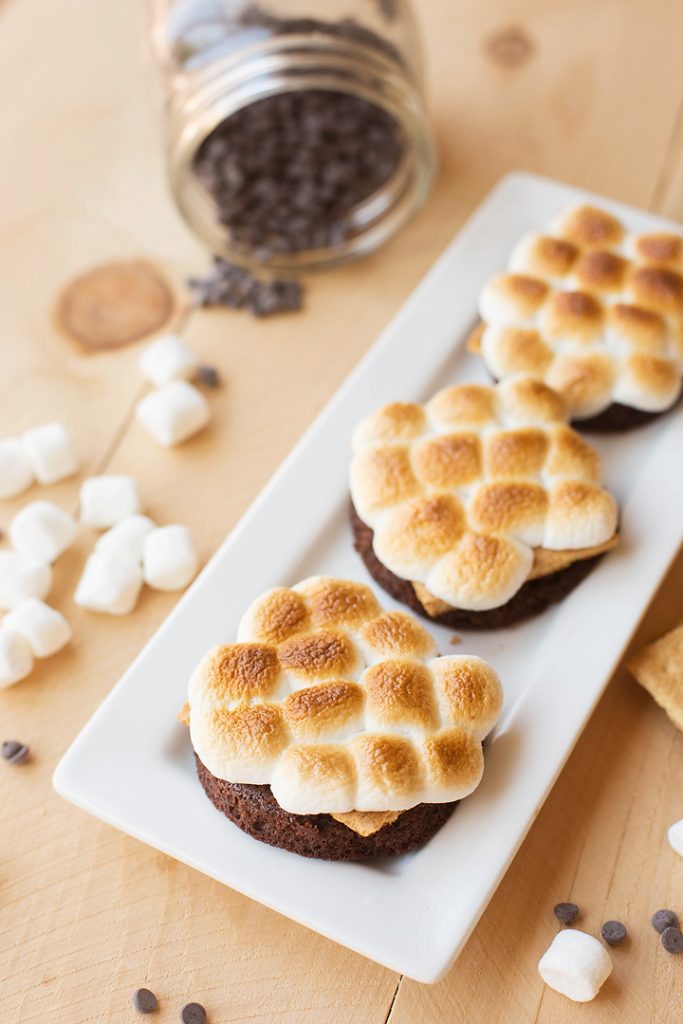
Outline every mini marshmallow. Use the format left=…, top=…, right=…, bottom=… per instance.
left=668, top=818, right=683, bottom=858
left=0, top=550, right=52, bottom=610
left=9, top=500, right=78, bottom=563
left=95, top=514, right=156, bottom=562
left=22, top=422, right=79, bottom=485
left=142, top=524, right=198, bottom=591
left=4, top=598, right=72, bottom=658
left=74, top=550, right=143, bottom=615
left=80, top=475, right=141, bottom=529
left=538, top=929, right=612, bottom=1002
left=136, top=380, right=210, bottom=447
left=0, top=439, right=34, bottom=499
left=138, top=334, right=199, bottom=387
left=0, top=628, right=34, bottom=688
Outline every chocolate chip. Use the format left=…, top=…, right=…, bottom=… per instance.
left=661, top=926, right=683, bottom=954
left=601, top=920, right=627, bottom=946
left=652, top=908, right=679, bottom=933
left=132, top=988, right=158, bottom=1013
left=195, top=365, right=221, bottom=389
left=180, top=1003, right=207, bottom=1024
left=2, top=741, right=29, bottom=765
left=188, top=260, right=302, bottom=317
left=553, top=902, right=579, bottom=925
left=376, top=0, right=398, bottom=21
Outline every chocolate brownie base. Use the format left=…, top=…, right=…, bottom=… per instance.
left=573, top=401, right=663, bottom=432
left=196, top=755, right=456, bottom=861
left=350, top=501, right=603, bottom=630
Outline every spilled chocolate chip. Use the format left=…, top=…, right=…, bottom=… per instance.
left=375, top=0, right=398, bottom=20
left=554, top=902, right=579, bottom=926
left=180, top=1003, right=207, bottom=1024
left=188, top=260, right=303, bottom=317
left=2, top=741, right=29, bottom=765
left=133, top=988, right=158, bottom=1014
left=661, top=926, right=683, bottom=954
left=652, top=909, right=679, bottom=934
left=195, top=365, right=221, bottom=389
left=601, top=920, right=627, bottom=946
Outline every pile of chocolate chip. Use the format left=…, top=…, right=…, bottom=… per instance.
left=194, top=89, right=403, bottom=258
left=188, top=259, right=302, bottom=317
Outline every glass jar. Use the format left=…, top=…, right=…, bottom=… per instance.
left=149, top=0, right=435, bottom=271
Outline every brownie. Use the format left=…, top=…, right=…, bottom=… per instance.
left=573, top=401, right=664, bottom=432
left=350, top=501, right=604, bottom=630
left=196, top=755, right=456, bottom=860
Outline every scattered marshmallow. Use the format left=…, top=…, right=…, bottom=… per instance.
left=4, top=599, right=72, bottom=658
left=139, top=334, right=199, bottom=387
left=0, top=628, right=34, bottom=688
left=668, top=819, right=683, bottom=857
left=95, top=514, right=156, bottom=562
left=22, top=422, right=79, bottom=485
left=0, top=550, right=52, bottom=610
left=142, top=524, right=198, bottom=591
left=538, top=929, right=612, bottom=1002
left=0, top=439, right=35, bottom=499
left=9, top=500, right=77, bottom=563
left=136, top=380, right=210, bottom=447
left=80, top=475, right=141, bottom=529
left=74, top=550, right=143, bottom=615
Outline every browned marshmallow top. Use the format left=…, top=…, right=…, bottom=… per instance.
left=189, top=577, right=502, bottom=815
left=478, top=204, right=683, bottom=416
left=350, top=376, right=618, bottom=611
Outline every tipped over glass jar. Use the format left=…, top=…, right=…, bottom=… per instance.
left=149, top=0, right=435, bottom=271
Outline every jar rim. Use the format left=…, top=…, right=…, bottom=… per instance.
left=166, top=31, right=436, bottom=272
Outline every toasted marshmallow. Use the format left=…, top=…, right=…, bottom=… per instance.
left=22, top=422, right=79, bottom=485
left=0, top=439, right=34, bottom=499
left=9, top=501, right=77, bottom=563
left=80, top=475, right=141, bottom=529
left=668, top=818, right=683, bottom=857
left=142, top=524, right=198, bottom=591
left=350, top=377, right=616, bottom=612
left=510, top=232, right=578, bottom=281
left=477, top=204, right=683, bottom=416
left=138, top=333, right=199, bottom=387
left=479, top=273, right=549, bottom=326
left=0, top=550, right=52, bottom=610
left=4, top=599, right=71, bottom=658
left=74, top=550, right=143, bottom=615
left=538, top=929, right=612, bottom=1002
left=612, top=353, right=682, bottom=412
left=136, top=380, right=210, bottom=447
left=188, top=578, right=503, bottom=815
left=95, top=514, right=156, bottom=562
left=0, top=628, right=34, bottom=688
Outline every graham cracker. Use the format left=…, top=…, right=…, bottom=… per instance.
left=628, top=622, right=683, bottom=731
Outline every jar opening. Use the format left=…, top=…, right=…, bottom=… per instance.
left=167, top=30, right=435, bottom=271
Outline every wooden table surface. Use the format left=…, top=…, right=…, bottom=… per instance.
left=1, top=1, right=683, bottom=1021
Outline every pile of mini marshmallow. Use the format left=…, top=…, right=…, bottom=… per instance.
left=0, top=333, right=214, bottom=690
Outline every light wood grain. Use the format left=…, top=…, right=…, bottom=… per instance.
left=1, top=0, right=683, bottom=1022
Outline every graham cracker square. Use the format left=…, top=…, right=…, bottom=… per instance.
left=628, top=622, right=683, bottom=731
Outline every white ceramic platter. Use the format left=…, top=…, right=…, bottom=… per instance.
left=54, top=172, right=683, bottom=983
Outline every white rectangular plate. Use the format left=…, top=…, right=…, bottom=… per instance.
left=54, top=172, right=683, bottom=984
